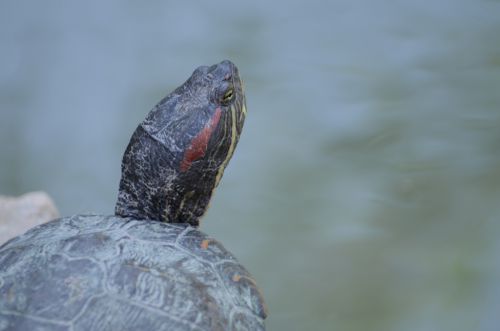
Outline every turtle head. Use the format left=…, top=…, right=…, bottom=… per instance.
left=115, top=60, right=246, bottom=226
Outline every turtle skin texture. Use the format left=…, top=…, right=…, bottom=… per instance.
left=0, top=215, right=267, bottom=331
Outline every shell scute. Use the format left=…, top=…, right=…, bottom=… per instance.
left=177, top=229, right=237, bottom=264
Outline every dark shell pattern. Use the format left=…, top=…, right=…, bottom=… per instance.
left=0, top=215, right=267, bottom=331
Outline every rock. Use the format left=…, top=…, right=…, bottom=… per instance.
left=0, top=191, right=59, bottom=244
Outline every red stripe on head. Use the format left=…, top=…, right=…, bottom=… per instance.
left=180, top=108, right=222, bottom=172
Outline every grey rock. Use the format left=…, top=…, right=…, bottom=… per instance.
left=0, top=192, right=59, bottom=244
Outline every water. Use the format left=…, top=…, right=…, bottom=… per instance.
left=1, top=1, right=500, bottom=330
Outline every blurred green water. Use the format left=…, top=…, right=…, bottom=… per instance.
left=1, top=1, right=500, bottom=330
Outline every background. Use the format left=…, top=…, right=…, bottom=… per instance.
left=1, top=1, right=500, bottom=330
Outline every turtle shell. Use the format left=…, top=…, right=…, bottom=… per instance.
left=0, top=215, right=267, bottom=331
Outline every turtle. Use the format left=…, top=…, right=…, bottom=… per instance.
left=0, top=60, right=267, bottom=331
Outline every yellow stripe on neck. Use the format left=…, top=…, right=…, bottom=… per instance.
left=214, top=105, right=237, bottom=187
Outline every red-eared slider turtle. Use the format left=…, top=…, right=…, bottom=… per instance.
left=0, top=60, right=267, bottom=331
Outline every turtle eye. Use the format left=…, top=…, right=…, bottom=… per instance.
left=222, top=88, right=234, bottom=104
